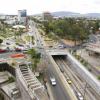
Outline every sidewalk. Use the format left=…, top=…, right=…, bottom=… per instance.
left=81, top=49, right=100, bottom=71
left=46, top=82, right=54, bottom=100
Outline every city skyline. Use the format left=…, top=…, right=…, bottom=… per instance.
left=0, top=0, right=100, bottom=15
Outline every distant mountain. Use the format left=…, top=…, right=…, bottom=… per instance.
left=34, top=11, right=100, bottom=18
left=51, top=11, right=80, bottom=17
left=85, top=13, right=100, bottom=18
left=51, top=11, right=100, bottom=18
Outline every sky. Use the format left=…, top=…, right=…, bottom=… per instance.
left=0, top=0, right=100, bottom=15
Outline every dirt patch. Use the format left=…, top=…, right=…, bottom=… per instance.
left=61, top=39, right=80, bottom=46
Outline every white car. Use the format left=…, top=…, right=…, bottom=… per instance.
left=58, top=45, right=64, bottom=49
left=77, top=92, right=83, bottom=100
left=50, top=77, right=56, bottom=86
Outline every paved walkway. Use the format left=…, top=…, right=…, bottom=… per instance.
left=80, top=49, right=100, bottom=71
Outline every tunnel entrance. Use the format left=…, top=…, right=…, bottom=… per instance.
left=51, top=55, right=67, bottom=73
left=52, top=55, right=67, bottom=60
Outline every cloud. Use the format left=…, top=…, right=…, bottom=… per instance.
left=0, top=0, right=100, bottom=14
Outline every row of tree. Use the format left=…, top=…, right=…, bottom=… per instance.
left=42, top=18, right=100, bottom=43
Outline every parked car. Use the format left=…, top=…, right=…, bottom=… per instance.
left=6, top=42, right=10, bottom=45
left=0, top=49, right=7, bottom=53
left=15, top=48, right=22, bottom=52
left=58, top=45, right=64, bottom=49
left=18, top=44, right=24, bottom=47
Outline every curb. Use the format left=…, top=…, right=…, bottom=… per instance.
left=46, top=82, right=55, bottom=100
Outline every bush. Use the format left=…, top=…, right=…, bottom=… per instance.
left=8, top=76, right=15, bottom=83
left=0, top=93, right=4, bottom=100
left=0, top=39, right=3, bottom=44
left=97, top=76, right=100, bottom=80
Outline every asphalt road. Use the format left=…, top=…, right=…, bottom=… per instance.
left=30, top=20, right=71, bottom=100
left=47, top=62, right=71, bottom=100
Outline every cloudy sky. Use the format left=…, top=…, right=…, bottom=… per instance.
left=0, top=0, right=100, bottom=15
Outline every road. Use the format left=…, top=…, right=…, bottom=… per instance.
left=47, top=62, right=70, bottom=100
left=30, top=20, right=72, bottom=100
left=53, top=56, right=100, bottom=100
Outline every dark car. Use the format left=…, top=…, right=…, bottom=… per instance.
left=0, top=49, right=7, bottom=53
left=15, top=48, right=22, bottom=52
left=6, top=42, right=10, bottom=45
left=18, top=44, right=24, bottom=47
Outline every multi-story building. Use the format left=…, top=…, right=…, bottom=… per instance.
left=18, top=10, right=27, bottom=25
left=42, top=12, right=52, bottom=21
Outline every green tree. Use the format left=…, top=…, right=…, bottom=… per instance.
left=0, top=39, right=3, bottom=44
left=27, top=49, right=41, bottom=72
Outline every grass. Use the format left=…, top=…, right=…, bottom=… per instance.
left=0, top=92, right=4, bottom=100
left=8, top=76, right=15, bottom=83
left=24, top=35, right=31, bottom=42
left=97, top=76, right=100, bottom=80
left=74, top=54, right=92, bottom=71
left=37, top=73, right=44, bottom=82
left=15, top=38, right=25, bottom=44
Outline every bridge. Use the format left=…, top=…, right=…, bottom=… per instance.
left=46, top=49, right=68, bottom=55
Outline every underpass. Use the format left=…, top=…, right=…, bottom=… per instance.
left=47, top=50, right=100, bottom=100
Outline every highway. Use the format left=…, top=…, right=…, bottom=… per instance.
left=30, top=20, right=72, bottom=100
left=53, top=55, right=100, bottom=100
left=47, top=62, right=71, bottom=100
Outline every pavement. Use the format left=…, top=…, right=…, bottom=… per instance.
left=0, top=72, right=9, bottom=84
left=46, top=82, right=54, bottom=100
left=79, top=49, right=100, bottom=74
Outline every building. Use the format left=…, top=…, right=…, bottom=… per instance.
left=18, top=10, right=27, bottom=25
left=42, top=12, right=52, bottom=21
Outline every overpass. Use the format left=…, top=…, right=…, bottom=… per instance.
left=46, top=49, right=68, bottom=55
left=47, top=49, right=100, bottom=95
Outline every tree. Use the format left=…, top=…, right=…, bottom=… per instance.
left=27, top=49, right=41, bottom=72
left=0, top=39, right=3, bottom=44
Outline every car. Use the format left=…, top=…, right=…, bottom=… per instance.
left=58, top=45, right=64, bottom=49
left=50, top=77, right=56, bottom=86
left=59, top=67, right=64, bottom=73
left=6, top=42, right=10, bottom=45
left=66, top=77, right=72, bottom=84
left=77, top=92, right=83, bottom=100
left=15, top=48, right=22, bottom=52
left=18, top=44, right=24, bottom=47
left=49, top=46, right=53, bottom=48
left=0, top=49, right=7, bottom=53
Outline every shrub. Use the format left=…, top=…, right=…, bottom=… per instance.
left=97, top=76, right=100, bottom=80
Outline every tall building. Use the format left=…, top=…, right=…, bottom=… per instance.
left=42, top=12, right=52, bottom=21
left=18, top=10, right=27, bottom=25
